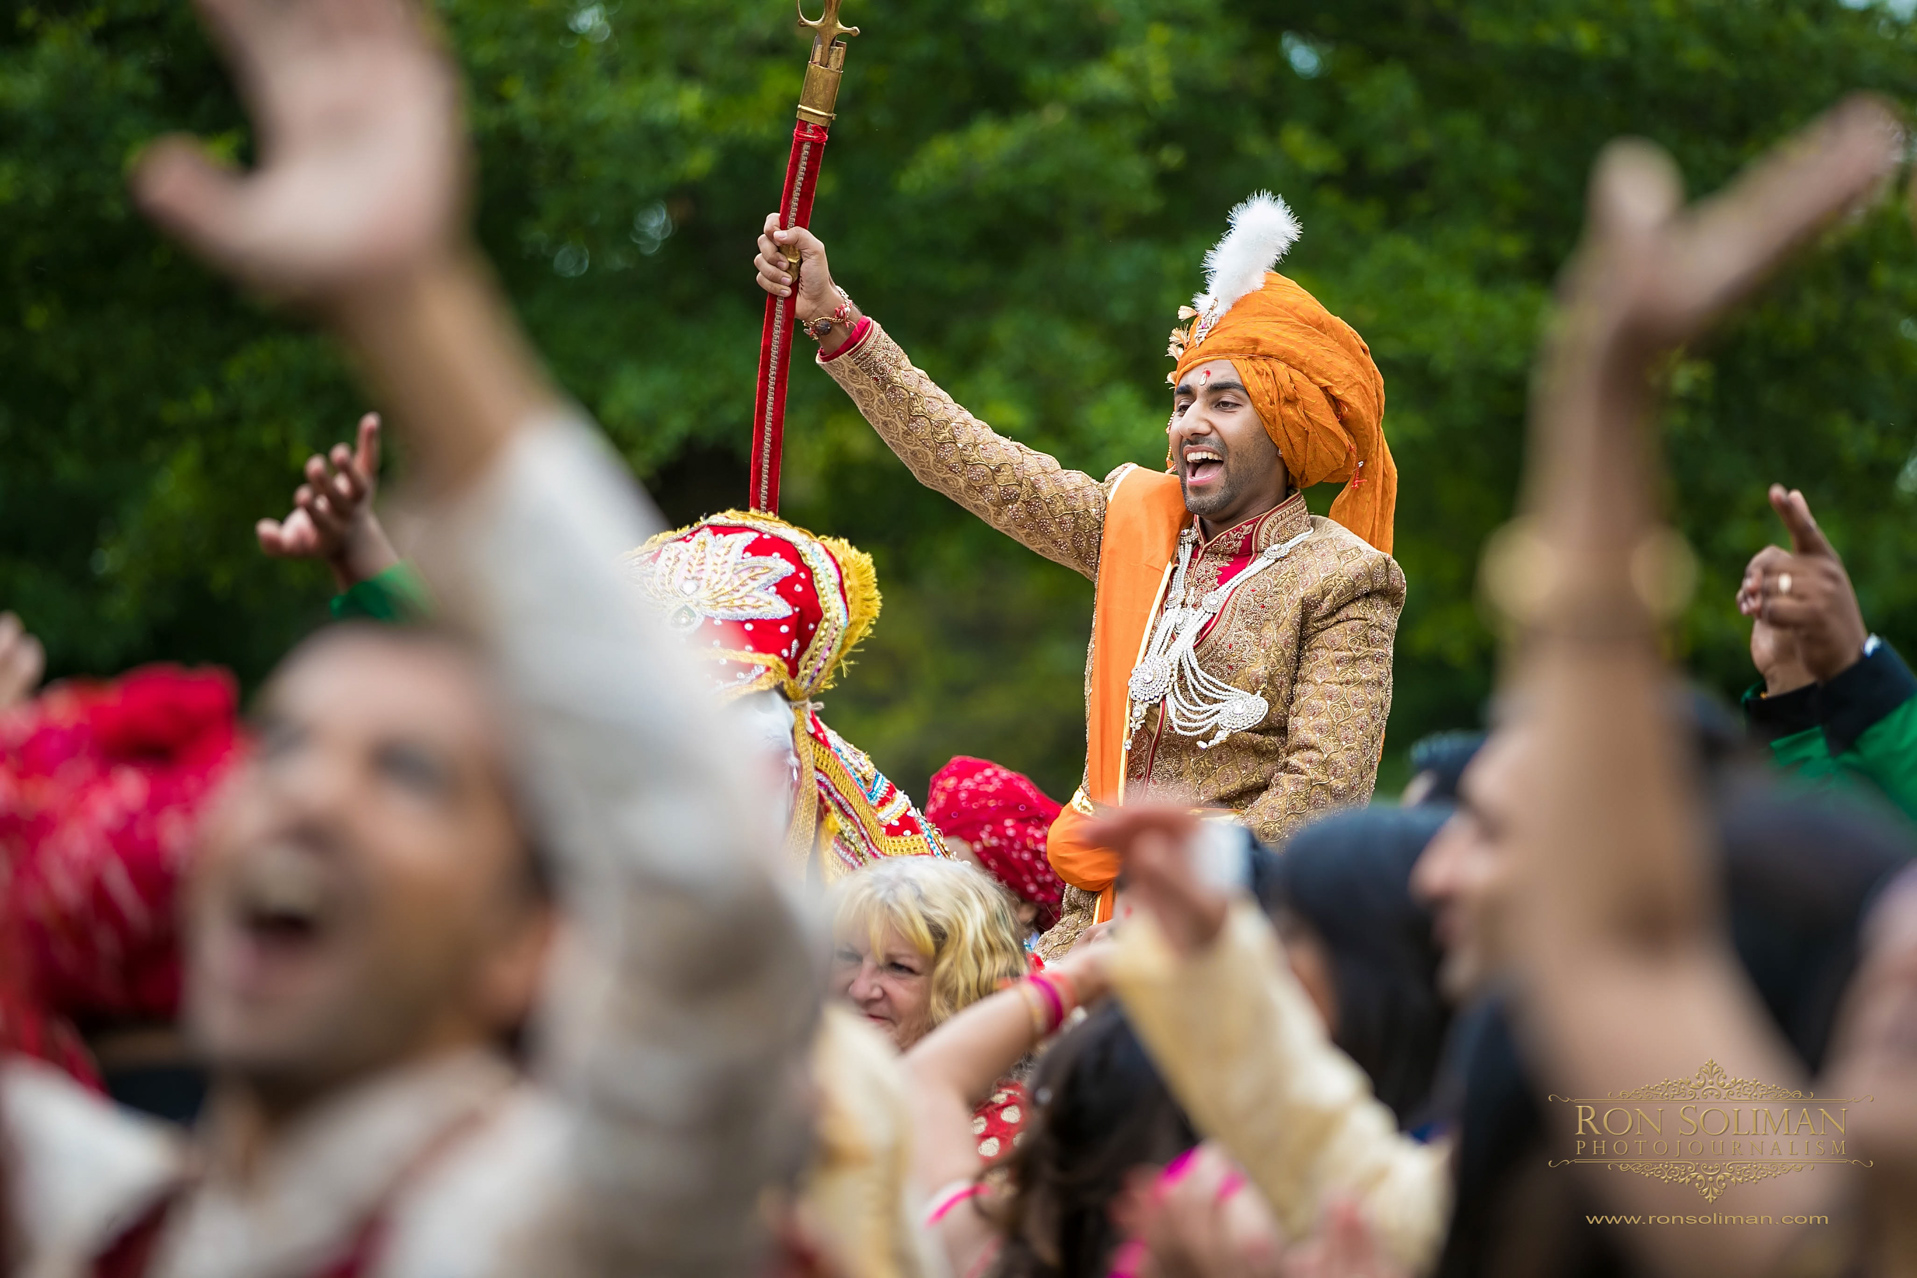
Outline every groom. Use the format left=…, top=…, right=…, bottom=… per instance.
left=753, top=195, right=1404, bottom=929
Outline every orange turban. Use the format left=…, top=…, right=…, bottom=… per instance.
left=1172, top=271, right=1396, bottom=555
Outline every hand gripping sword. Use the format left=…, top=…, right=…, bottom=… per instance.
left=749, top=0, right=860, bottom=514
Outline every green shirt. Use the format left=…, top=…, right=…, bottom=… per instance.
left=1743, top=640, right=1917, bottom=823
left=328, top=561, right=434, bottom=625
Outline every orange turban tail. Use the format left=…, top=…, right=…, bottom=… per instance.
left=1173, top=272, right=1396, bottom=555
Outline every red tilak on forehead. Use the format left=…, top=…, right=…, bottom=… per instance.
left=1200, top=367, right=1213, bottom=383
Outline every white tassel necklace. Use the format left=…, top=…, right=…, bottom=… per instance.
left=1127, top=525, right=1313, bottom=748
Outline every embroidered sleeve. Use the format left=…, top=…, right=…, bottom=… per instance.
left=1241, top=554, right=1405, bottom=844
left=819, top=321, right=1113, bottom=580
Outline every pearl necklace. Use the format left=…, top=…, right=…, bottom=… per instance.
left=1126, top=525, right=1314, bottom=748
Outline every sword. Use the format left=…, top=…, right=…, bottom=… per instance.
left=748, top=0, right=860, bottom=514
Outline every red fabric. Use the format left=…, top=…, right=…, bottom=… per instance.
left=926, top=758, right=1066, bottom=931
left=972, top=1079, right=1029, bottom=1165
left=0, top=666, right=240, bottom=1056
left=90, top=1195, right=173, bottom=1278
left=818, top=316, right=873, bottom=363
left=805, top=707, right=949, bottom=872
left=92, top=1193, right=382, bottom=1278
left=751, top=119, right=832, bottom=514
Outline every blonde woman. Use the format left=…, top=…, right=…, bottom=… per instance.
left=832, top=857, right=1031, bottom=1047
left=832, top=857, right=1035, bottom=1163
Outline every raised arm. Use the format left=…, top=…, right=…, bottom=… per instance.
left=754, top=218, right=1114, bottom=578
left=135, top=3, right=817, bottom=1274
left=1492, top=98, right=1900, bottom=1276
left=903, top=942, right=1111, bottom=1276
left=1088, top=807, right=1449, bottom=1275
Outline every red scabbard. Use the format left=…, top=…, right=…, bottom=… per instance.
left=750, top=120, right=832, bottom=515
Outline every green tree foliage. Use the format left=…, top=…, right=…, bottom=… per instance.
left=5, top=0, right=1917, bottom=801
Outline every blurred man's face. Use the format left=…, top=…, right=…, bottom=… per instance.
left=186, top=630, right=551, bottom=1106
left=1411, top=723, right=1534, bottom=1002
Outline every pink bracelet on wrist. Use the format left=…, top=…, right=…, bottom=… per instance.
left=1021, top=970, right=1080, bottom=1038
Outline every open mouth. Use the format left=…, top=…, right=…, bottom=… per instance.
left=230, top=847, right=336, bottom=956
left=1183, top=447, right=1225, bottom=486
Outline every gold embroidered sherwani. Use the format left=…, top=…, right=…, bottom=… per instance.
left=820, top=323, right=1404, bottom=852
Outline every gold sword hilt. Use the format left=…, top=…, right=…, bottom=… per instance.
left=794, top=0, right=858, bottom=127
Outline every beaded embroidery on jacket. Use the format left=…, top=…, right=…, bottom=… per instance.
left=1125, top=525, right=1315, bottom=747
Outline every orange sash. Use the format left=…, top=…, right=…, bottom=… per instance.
left=1046, top=467, right=1189, bottom=922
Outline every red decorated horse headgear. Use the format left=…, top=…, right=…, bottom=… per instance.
left=624, top=509, right=878, bottom=703
left=625, top=512, right=944, bottom=881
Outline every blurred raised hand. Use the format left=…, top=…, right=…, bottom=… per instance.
left=137, top=0, right=546, bottom=491
left=0, top=612, right=45, bottom=709
left=1124, top=1143, right=1288, bottom=1278
left=1497, top=96, right=1901, bottom=1278
left=1084, top=807, right=1227, bottom=957
left=1737, top=483, right=1869, bottom=688
left=256, top=411, right=399, bottom=591
left=132, top=0, right=465, bottom=305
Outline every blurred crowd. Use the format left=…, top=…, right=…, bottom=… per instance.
left=2, top=3, right=1915, bottom=1278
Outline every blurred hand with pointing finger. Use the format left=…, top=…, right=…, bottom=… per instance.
left=256, top=412, right=399, bottom=592
left=1737, top=484, right=1869, bottom=690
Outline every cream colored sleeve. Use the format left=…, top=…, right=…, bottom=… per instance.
left=1110, top=902, right=1451, bottom=1275
left=415, top=418, right=819, bottom=1278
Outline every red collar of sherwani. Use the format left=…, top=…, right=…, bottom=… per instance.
left=1195, top=491, right=1312, bottom=580
left=1190, top=491, right=1312, bottom=643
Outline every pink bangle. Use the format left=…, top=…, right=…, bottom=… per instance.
left=1158, top=1147, right=1199, bottom=1196
left=819, top=316, right=872, bottom=363
left=1046, top=968, right=1080, bottom=1015
left=926, top=1181, right=987, bottom=1225
left=1028, top=975, right=1065, bottom=1033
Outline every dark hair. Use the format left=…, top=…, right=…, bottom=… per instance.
left=1434, top=787, right=1915, bottom=1278
left=994, top=1004, right=1199, bottom=1278
left=1406, top=732, right=1486, bottom=805
left=1716, top=781, right=1913, bottom=1071
left=1247, top=805, right=1452, bottom=1126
